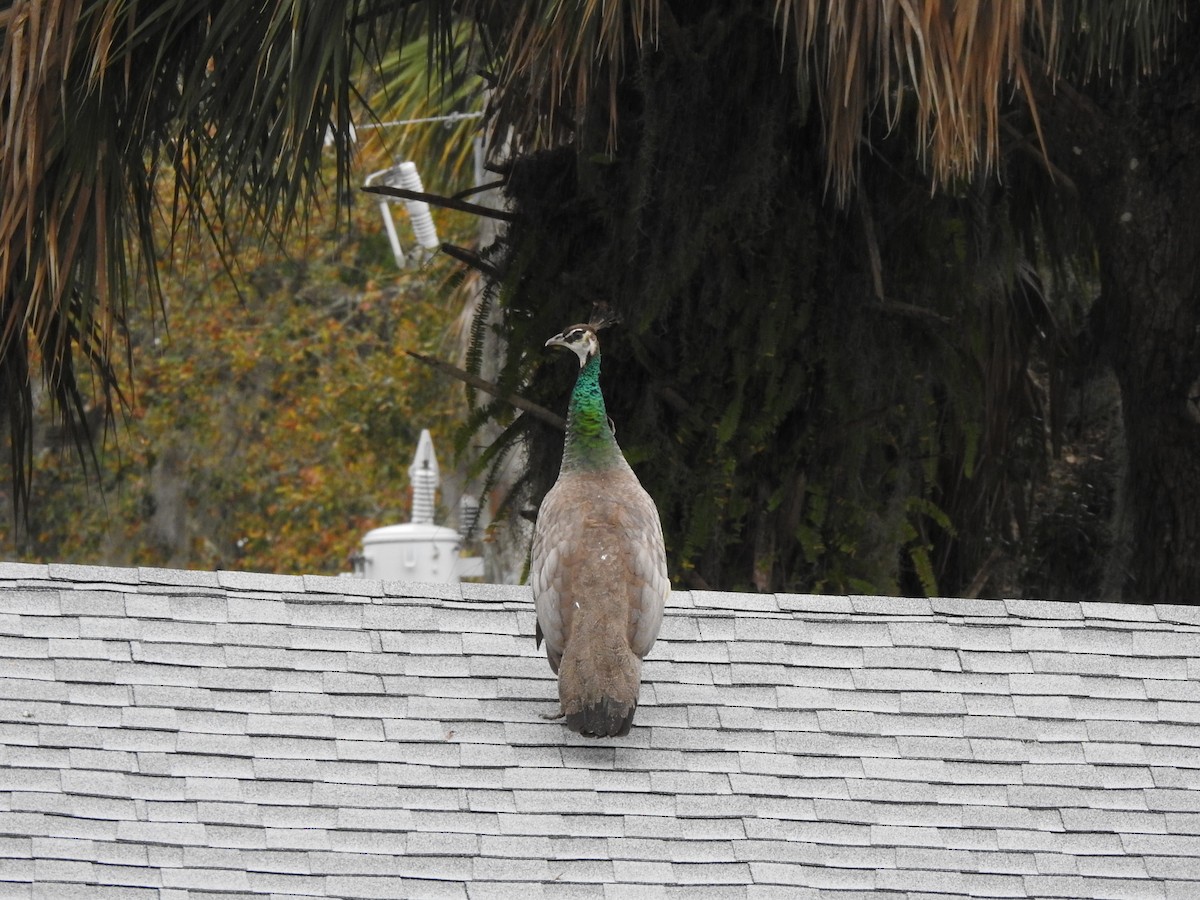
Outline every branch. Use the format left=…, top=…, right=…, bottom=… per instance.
left=869, top=299, right=952, bottom=326
left=362, top=185, right=518, bottom=223
left=1000, top=119, right=1078, bottom=196
left=857, top=191, right=885, bottom=301
left=1022, top=56, right=1119, bottom=186
left=406, top=351, right=566, bottom=431
left=440, top=243, right=502, bottom=280
left=963, top=547, right=1004, bottom=599
left=453, top=179, right=507, bottom=201
left=654, top=384, right=692, bottom=414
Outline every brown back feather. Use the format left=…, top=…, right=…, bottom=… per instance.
left=531, top=464, right=668, bottom=738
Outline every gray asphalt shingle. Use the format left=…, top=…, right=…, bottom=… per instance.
left=1, top=561, right=1199, bottom=898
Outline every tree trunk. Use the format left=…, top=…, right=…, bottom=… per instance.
left=1037, top=37, right=1200, bottom=603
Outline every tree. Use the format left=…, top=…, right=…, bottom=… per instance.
left=1027, top=13, right=1200, bottom=601
left=7, top=179, right=466, bottom=572
left=2, top=1, right=1194, bottom=601
left=458, top=1, right=1194, bottom=601
left=469, top=5, right=1070, bottom=596
left=0, top=0, right=381, bottom=513
left=458, top=3, right=1190, bottom=602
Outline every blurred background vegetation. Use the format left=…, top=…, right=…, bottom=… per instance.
left=5, top=159, right=474, bottom=573
left=2, top=2, right=1195, bottom=602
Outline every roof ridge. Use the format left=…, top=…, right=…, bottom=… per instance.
left=1, top=562, right=1196, bottom=629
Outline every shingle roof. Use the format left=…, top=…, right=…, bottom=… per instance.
left=2, top=560, right=1199, bottom=899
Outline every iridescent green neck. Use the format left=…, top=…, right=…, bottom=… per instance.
left=562, top=352, right=622, bottom=471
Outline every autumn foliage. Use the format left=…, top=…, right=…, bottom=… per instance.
left=4, top=169, right=468, bottom=575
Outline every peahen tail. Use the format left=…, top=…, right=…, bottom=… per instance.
left=557, top=639, right=642, bottom=738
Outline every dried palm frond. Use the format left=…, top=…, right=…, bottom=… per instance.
left=771, top=0, right=1184, bottom=199
left=771, top=0, right=1050, bottom=198
left=0, top=0, right=409, bottom=517
left=459, top=0, right=1180, bottom=193
left=478, top=0, right=661, bottom=152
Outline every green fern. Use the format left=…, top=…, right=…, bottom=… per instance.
left=463, top=285, right=494, bottom=410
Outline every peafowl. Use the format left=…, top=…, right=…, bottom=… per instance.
left=531, top=317, right=669, bottom=738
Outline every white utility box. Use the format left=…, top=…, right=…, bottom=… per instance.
left=357, top=521, right=462, bottom=582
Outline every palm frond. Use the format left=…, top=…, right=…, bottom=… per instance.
left=481, top=0, right=661, bottom=152
left=0, top=0, right=424, bottom=516
left=772, top=0, right=1049, bottom=196
left=1044, top=0, right=1184, bottom=77
left=771, top=0, right=1184, bottom=198
left=359, top=26, right=484, bottom=191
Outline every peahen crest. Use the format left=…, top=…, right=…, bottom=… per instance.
left=587, top=301, right=621, bottom=332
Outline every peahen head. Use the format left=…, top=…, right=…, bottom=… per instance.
left=545, top=324, right=600, bottom=368
left=546, top=319, right=622, bottom=470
